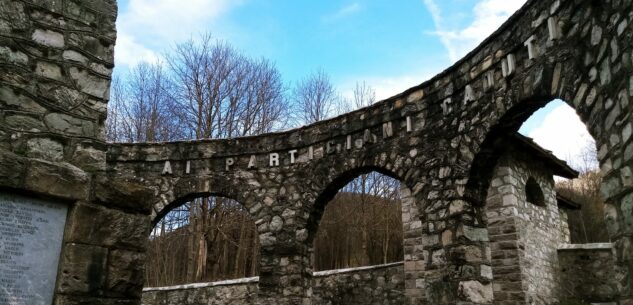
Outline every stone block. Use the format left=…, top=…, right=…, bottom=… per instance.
left=24, top=159, right=90, bottom=200
left=94, top=175, right=154, bottom=214
left=106, top=250, right=145, bottom=298
left=72, top=144, right=106, bottom=171
left=57, top=243, right=107, bottom=295
left=459, top=280, right=493, bottom=303
left=26, top=137, right=64, bottom=161
left=0, top=149, right=26, bottom=189
left=69, top=67, right=110, bottom=99
left=66, top=203, right=150, bottom=250
left=44, top=113, right=95, bottom=137
left=32, top=29, right=64, bottom=48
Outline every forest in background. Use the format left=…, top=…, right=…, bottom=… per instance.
left=105, top=35, right=608, bottom=287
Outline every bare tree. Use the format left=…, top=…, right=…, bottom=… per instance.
left=292, top=69, right=338, bottom=124
left=105, top=61, right=182, bottom=143
left=105, top=76, right=125, bottom=142
left=352, top=81, right=376, bottom=109
left=144, top=34, right=288, bottom=284
left=167, top=34, right=288, bottom=139
left=556, top=138, right=608, bottom=243
left=314, top=172, right=403, bottom=271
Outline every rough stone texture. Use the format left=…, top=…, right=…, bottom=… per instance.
left=311, top=263, right=405, bottom=305
left=0, top=0, right=632, bottom=304
left=401, top=185, right=426, bottom=304
left=558, top=244, right=618, bottom=303
left=0, top=1, right=154, bottom=305
left=140, top=263, right=404, bottom=305
left=485, top=142, right=572, bottom=305
left=141, top=279, right=259, bottom=305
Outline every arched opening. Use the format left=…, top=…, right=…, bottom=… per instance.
left=312, top=171, right=404, bottom=270
left=472, top=98, right=614, bottom=305
left=525, top=177, right=545, bottom=206
left=145, top=195, right=259, bottom=287
left=308, top=168, right=412, bottom=304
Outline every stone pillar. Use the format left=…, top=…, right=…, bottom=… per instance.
left=0, top=1, right=153, bottom=304
left=416, top=186, right=493, bottom=304
left=401, top=185, right=425, bottom=304
left=256, top=196, right=311, bottom=305
left=485, top=165, right=526, bottom=305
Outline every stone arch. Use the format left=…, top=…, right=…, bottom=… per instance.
left=305, top=164, right=428, bottom=303
left=306, top=165, right=406, bottom=245
left=149, top=175, right=261, bottom=226
left=465, top=80, right=628, bottom=304
left=145, top=188, right=261, bottom=287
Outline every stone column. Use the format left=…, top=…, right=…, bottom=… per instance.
left=418, top=179, right=493, bottom=304
left=401, top=185, right=426, bottom=304
left=256, top=195, right=311, bottom=305
left=0, top=1, right=153, bottom=304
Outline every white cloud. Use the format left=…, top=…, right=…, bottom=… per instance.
left=526, top=104, right=597, bottom=172
left=323, top=3, right=362, bottom=23
left=423, top=0, right=527, bottom=62
left=115, top=0, right=238, bottom=67
left=114, top=33, right=161, bottom=67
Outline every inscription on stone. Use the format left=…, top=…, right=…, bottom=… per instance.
left=0, top=193, right=68, bottom=305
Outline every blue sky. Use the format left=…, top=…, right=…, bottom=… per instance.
left=113, top=0, right=595, bottom=170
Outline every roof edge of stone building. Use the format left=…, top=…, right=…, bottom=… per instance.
left=556, top=193, right=582, bottom=210
left=509, top=133, right=579, bottom=179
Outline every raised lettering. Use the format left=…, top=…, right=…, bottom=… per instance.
left=288, top=150, right=298, bottom=164
left=548, top=17, right=561, bottom=40
left=364, top=129, right=375, bottom=143
left=269, top=153, right=279, bottom=167
left=463, top=85, right=475, bottom=104
left=382, top=122, right=393, bottom=138
left=162, top=161, right=172, bottom=175
left=225, top=158, right=235, bottom=171
left=502, top=54, right=516, bottom=77
left=483, top=71, right=495, bottom=91
left=441, top=98, right=452, bottom=115
left=248, top=155, right=257, bottom=169
left=524, top=35, right=537, bottom=59
left=326, top=141, right=336, bottom=154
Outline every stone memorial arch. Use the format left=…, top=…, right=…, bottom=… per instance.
left=0, top=0, right=632, bottom=304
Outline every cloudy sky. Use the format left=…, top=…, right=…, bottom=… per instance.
left=113, top=0, right=596, bottom=171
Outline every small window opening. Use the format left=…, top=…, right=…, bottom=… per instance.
left=526, top=177, right=545, bottom=206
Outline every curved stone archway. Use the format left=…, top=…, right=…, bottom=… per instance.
left=0, top=0, right=632, bottom=304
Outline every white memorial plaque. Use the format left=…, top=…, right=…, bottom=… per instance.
left=0, top=193, right=68, bottom=305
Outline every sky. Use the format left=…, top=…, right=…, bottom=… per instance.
left=113, top=0, right=596, bottom=171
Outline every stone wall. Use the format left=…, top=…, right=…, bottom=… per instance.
left=141, top=263, right=404, bottom=305
left=311, top=262, right=405, bottom=305
left=0, top=1, right=154, bottom=305
left=141, top=278, right=259, bottom=305
left=485, top=146, right=569, bottom=305
left=558, top=243, right=618, bottom=303
left=0, top=0, right=631, bottom=303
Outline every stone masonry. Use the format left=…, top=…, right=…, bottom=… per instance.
left=484, top=134, right=577, bottom=305
left=558, top=243, right=619, bottom=303
left=141, top=263, right=404, bottom=305
left=1, top=0, right=633, bottom=304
